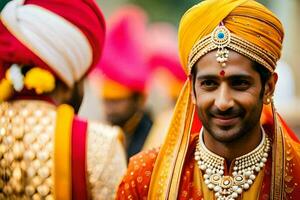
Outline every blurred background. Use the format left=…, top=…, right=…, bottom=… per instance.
left=79, top=0, right=300, bottom=136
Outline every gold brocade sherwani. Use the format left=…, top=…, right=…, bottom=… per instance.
left=0, top=100, right=127, bottom=200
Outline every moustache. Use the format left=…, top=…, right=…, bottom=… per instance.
left=209, top=106, right=245, bottom=119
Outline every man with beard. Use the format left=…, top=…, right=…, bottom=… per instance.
left=0, top=0, right=126, bottom=199
left=116, top=0, right=300, bottom=199
left=93, top=5, right=153, bottom=159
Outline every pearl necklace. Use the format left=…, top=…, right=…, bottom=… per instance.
left=194, top=128, right=270, bottom=200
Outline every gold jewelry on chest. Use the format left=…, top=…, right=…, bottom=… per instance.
left=194, top=128, right=270, bottom=200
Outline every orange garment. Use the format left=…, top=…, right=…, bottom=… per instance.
left=116, top=114, right=300, bottom=199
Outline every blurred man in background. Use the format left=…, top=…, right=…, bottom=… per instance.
left=0, top=0, right=126, bottom=199
left=143, top=22, right=186, bottom=150
left=92, top=5, right=153, bottom=159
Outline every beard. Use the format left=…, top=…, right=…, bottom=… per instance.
left=106, top=113, right=129, bottom=127
left=198, top=100, right=264, bottom=144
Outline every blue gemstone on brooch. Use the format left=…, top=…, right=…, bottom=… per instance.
left=217, top=32, right=225, bottom=39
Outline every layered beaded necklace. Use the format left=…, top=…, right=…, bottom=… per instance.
left=194, top=128, right=270, bottom=200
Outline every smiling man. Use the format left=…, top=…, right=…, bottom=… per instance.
left=116, top=0, right=300, bottom=199
left=192, top=49, right=273, bottom=165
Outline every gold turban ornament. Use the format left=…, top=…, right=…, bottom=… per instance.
left=148, top=0, right=285, bottom=199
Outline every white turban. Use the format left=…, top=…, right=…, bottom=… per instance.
left=0, top=0, right=93, bottom=87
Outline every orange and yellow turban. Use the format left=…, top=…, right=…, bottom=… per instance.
left=179, top=0, right=284, bottom=74
left=149, top=0, right=286, bottom=199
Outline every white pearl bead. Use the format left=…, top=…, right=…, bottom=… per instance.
left=245, top=171, right=251, bottom=177
left=204, top=179, right=210, bottom=185
left=259, top=162, right=264, bottom=168
left=247, top=179, right=253, bottom=185
left=200, top=165, right=207, bottom=170
left=203, top=174, right=209, bottom=179
left=237, top=188, right=242, bottom=194
left=208, top=184, right=214, bottom=189
left=206, top=168, right=212, bottom=175
left=243, top=183, right=250, bottom=190
left=232, top=192, right=238, bottom=198
left=249, top=174, right=256, bottom=180
left=214, top=186, right=221, bottom=192
left=232, top=186, right=239, bottom=191
left=255, top=167, right=260, bottom=172
left=195, top=155, right=200, bottom=161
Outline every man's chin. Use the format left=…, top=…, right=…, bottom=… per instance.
left=107, top=117, right=123, bottom=126
left=208, top=125, right=242, bottom=143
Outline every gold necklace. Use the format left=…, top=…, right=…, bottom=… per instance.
left=194, top=128, right=270, bottom=200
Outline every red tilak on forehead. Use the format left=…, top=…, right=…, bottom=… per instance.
left=219, top=70, right=225, bottom=77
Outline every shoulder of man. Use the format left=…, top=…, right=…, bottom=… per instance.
left=116, top=147, right=160, bottom=199
left=86, top=120, right=124, bottom=144
left=85, top=120, right=127, bottom=198
left=85, top=120, right=126, bottom=169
